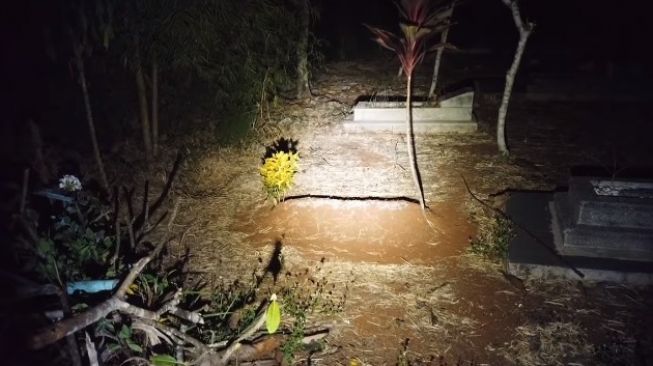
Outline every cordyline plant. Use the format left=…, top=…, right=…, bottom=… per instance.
left=365, top=0, right=450, bottom=211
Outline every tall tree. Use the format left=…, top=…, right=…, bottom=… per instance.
left=496, top=0, right=534, bottom=155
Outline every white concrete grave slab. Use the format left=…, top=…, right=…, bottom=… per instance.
left=344, top=89, right=477, bottom=134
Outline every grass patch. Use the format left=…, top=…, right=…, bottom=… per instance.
left=469, top=215, right=514, bottom=260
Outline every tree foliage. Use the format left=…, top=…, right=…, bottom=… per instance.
left=152, top=0, right=311, bottom=130
left=46, top=0, right=317, bottom=147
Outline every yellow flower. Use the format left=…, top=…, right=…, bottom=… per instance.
left=260, top=151, right=299, bottom=203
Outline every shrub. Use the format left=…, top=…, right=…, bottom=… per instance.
left=19, top=176, right=119, bottom=283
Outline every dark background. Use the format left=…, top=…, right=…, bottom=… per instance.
left=2, top=0, right=652, bottom=168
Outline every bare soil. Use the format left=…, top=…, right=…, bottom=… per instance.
left=162, top=58, right=653, bottom=365
left=235, top=198, right=474, bottom=264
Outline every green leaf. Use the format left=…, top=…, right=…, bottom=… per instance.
left=265, top=299, right=281, bottom=334
left=71, top=303, right=89, bottom=312
left=150, top=354, right=178, bottom=366
left=107, top=342, right=121, bottom=353
left=37, top=239, right=55, bottom=256
left=118, top=324, right=131, bottom=339
left=126, top=339, right=143, bottom=353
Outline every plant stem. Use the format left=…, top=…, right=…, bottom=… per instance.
left=405, top=74, right=426, bottom=211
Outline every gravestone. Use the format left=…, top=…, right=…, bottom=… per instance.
left=551, top=177, right=653, bottom=262
left=344, top=89, right=477, bottom=133
left=506, top=176, right=653, bottom=284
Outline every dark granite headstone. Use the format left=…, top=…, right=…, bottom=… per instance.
left=507, top=177, right=653, bottom=284
left=552, top=177, right=653, bottom=262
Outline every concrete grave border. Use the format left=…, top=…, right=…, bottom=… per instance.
left=343, top=89, right=478, bottom=134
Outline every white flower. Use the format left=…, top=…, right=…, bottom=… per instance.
left=270, top=293, right=278, bottom=302
left=59, top=175, right=82, bottom=192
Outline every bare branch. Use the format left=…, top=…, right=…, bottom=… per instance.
left=133, top=317, right=208, bottom=352
left=154, top=288, right=204, bottom=324
left=219, top=303, right=268, bottom=364
left=501, top=0, right=534, bottom=34
left=29, top=240, right=167, bottom=349
left=115, top=240, right=166, bottom=299
left=85, top=332, right=99, bottom=366
left=29, top=297, right=125, bottom=349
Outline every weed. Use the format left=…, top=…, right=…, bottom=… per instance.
left=469, top=216, right=514, bottom=260
left=279, top=264, right=346, bottom=362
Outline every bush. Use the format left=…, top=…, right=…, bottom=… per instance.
left=18, top=176, right=120, bottom=283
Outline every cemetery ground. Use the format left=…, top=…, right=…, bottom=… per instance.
left=90, top=57, right=653, bottom=365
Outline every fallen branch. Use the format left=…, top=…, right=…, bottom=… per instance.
left=28, top=241, right=167, bottom=349
left=156, top=288, right=204, bottom=324
left=133, top=317, right=208, bottom=353
left=1, top=271, right=84, bottom=364
left=232, top=328, right=329, bottom=363
left=197, top=326, right=330, bottom=366
left=219, top=302, right=269, bottom=364
left=85, top=332, right=99, bottom=366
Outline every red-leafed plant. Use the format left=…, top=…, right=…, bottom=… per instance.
left=365, top=0, right=450, bottom=211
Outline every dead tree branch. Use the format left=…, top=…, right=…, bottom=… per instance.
left=28, top=241, right=167, bottom=349
left=218, top=303, right=269, bottom=364
left=133, top=317, right=208, bottom=352
left=85, top=332, right=99, bottom=366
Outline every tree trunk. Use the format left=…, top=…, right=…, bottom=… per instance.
left=296, top=0, right=310, bottom=99
left=76, top=51, right=109, bottom=192
left=428, top=4, right=455, bottom=101
left=151, top=61, right=159, bottom=157
left=135, top=62, right=152, bottom=161
left=28, top=119, right=50, bottom=184
left=497, top=0, right=533, bottom=155
left=427, top=27, right=449, bottom=101
left=406, top=74, right=426, bottom=211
